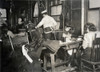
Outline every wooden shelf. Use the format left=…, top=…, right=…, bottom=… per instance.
left=51, top=15, right=61, bottom=16
left=46, top=61, right=68, bottom=68
left=50, top=4, right=62, bottom=7
left=71, top=8, right=81, bottom=10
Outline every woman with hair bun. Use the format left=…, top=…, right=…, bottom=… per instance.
left=82, top=23, right=97, bottom=61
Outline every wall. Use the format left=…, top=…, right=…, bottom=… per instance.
left=88, top=9, right=100, bottom=31
left=0, top=8, right=6, bottom=20
left=89, top=0, right=100, bottom=8
left=50, top=0, right=62, bottom=29
left=87, top=0, right=100, bottom=31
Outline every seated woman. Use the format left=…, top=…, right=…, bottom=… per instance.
left=82, top=23, right=97, bottom=61
left=60, top=26, right=76, bottom=67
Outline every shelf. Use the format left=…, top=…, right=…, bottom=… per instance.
left=71, top=8, right=81, bottom=10
left=46, top=61, right=68, bottom=68
left=50, top=4, right=62, bottom=7
left=51, top=15, right=61, bottom=16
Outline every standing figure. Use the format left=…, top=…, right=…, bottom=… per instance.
left=16, top=10, right=27, bottom=33
left=35, top=10, right=58, bottom=40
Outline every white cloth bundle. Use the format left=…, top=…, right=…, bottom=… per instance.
left=7, top=31, right=15, bottom=38
left=22, top=45, right=33, bottom=63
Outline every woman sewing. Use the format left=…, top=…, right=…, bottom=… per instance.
left=82, top=23, right=97, bottom=61
left=61, top=26, right=77, bottom=68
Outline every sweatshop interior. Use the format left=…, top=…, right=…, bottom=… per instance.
left=0, top=0, right=100, bottom=72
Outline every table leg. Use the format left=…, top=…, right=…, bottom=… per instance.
left=50, top=54, right=55, bottom=72
left=44, top=55, right=47, bottom=70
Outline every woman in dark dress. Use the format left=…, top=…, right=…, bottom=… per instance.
left=82, top=23, right=97, bottom=61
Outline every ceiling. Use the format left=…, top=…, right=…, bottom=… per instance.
left=0, top=0, right=36, bottom=9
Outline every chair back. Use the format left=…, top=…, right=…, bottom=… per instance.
left=93, top=37, right=100, bottom=62
left=27, top=28, right=44, bottom=51
left=11, top=33, right=29, bottom=45
left=28, top=28, right=43, bottom=42
left=90, top=33, right=100, bottom=62
left=67, top=41, right=80, bottom=50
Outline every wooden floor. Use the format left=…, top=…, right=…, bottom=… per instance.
left=46, top=66, right=100, bottom=72
left=2, top=43, right=100, bottom=72
left=47, top=66, right=77, bottom=72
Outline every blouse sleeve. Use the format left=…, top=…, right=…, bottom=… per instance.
left=36, top=18, right=44, bottom=28
left=82, top=34, right=89, bottom=49
left=51, top=18, right=58, bottom=30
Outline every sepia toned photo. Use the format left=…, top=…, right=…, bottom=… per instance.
left=0, top=0, right=100, bottom=72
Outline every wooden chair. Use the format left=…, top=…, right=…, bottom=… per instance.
left=8, top=33, right=29, bottom=57
left=81, top=38, right=100, bottom=72
left=28, top=28, right=43, bottom=42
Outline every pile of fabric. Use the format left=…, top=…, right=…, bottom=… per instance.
left=22, top=28, right=44, bottom=72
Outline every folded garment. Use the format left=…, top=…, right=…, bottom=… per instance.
left=44, top=27, right=53, bottom=34
left=43, top=40, right=60, bottom=53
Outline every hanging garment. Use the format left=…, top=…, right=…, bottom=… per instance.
left=33, top=2, right=39, bottom=17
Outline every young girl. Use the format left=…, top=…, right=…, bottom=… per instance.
left=62, top=26, right=73, bottom=43
left=61, top=26, right=76, bottom=68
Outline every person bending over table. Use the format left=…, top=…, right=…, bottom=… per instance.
left=35, top=10, right=58, bottom=40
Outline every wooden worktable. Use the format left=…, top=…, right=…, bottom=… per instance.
left=43, top=40, right=82, bottom=72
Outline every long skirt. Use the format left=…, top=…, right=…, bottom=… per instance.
left=82, top=48, right=97, bottom=62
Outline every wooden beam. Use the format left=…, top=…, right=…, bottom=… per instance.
left=50, top=54, right=55, bottom=72
left=99, top=8, right=100, bottom=31
left=81, top=0, right=84, bottom=35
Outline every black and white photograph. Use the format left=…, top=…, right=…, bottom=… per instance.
left=0, top=0, right=100, bottom=72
